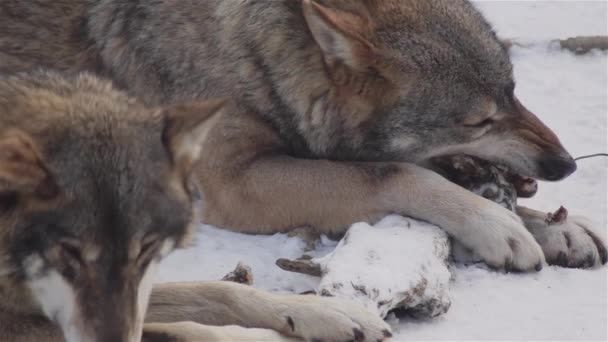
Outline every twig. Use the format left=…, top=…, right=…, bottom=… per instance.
left=502, top=36, right=608, bottom=54
left=556, top=36, right=608, bottom=54
left=575, top=153, right=608, bottom=161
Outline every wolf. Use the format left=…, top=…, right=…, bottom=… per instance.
left=1, top=0, right=605, bottom=271
left=0, top=71, right=391, bottom=342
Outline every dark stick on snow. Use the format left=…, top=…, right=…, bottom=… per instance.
left=501, top=36, right=608, bottom=54
left=556, top=36, right=608, bottom=54
left=276, top=258, right=323, bottom=277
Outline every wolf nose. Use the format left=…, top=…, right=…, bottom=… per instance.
left=539, top=153, right=577, bottom=181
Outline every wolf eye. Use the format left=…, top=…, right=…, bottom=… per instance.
left=61, top=244, right=81, bottom=261
left=141, top=240, right=157, bottom=255
left=59, top=239, right=83, bottom=264
left=137, top=237, right=160, bottom=265
left=470, top=118, right=493, bottom=128
left=56, top=239, right=84, bottom=278
left=465, top=117, right=494, bottom=129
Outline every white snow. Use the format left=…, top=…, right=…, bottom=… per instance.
left=158, top=2, right=608, bottom=341
left=475, top=0, right=607, bottom=42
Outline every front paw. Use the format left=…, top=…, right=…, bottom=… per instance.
left=524, top=214, right=607, bottom=268
left=281, top=296, right=392, bottom=342
left=456, top=201, right=545, bottom=272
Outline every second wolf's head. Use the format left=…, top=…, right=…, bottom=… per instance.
left=0, top=71, right=223, bottom=342
left=300, top=0, right=575, bottom=181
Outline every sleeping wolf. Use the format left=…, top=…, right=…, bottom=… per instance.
left=1, top=0, right=605, bottom=271
left=0, top=71, right=391, bottom=342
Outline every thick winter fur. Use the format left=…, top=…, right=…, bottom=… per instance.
left=0, top=72, right=391, bottom=342
left=0, top=0, right=605, bottom=271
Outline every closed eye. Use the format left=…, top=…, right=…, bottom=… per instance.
left=465, top=117, right=494, bottom=128
left=57, top=238, right=84, bottom=278
left=137, top=236, right=160, bottom=265
left=59, top=238, right=83, bottom=265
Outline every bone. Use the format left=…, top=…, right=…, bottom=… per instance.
left=276, top=257, right=322, bottom=277
left=429, top=154, right=534, bottom=212
left=278, top=216, right=452, bottom=319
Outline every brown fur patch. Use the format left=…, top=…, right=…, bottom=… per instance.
left=0, top=130, right=50, bottom=193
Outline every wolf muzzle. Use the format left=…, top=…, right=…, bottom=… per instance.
left=538, top=153, right=577, bottom=181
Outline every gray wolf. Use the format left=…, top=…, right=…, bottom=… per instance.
left=0, top=71, right=391, bottom=342
left=1, top=0, right=605, bottom=272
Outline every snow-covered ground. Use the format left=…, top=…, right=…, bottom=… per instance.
left=158, top=2, right=608, bottom=341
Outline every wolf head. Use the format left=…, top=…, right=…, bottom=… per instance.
left=0, top=72, right=223, bottom=342
left=302, top=0, right=575, bottom=181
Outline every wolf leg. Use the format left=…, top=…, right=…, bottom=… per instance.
left=146, top=281, right=391, bottom=342
left=517, top=206, right=607, bottom=268
left=143, top=322, right=301, bottom=342
left=199, top=125, right=544, bottom=272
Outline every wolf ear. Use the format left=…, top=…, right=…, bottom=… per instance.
left=302, top=0, right=375, bottom=69
left=0, top=130, right=58, bottom=198
left=162, top=98, right=226, bottom=170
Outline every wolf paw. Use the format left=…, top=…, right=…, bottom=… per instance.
left=281, top=295, right=392, bottom=342
left=526, top=215, right=607, bottom=268
left=459, top=201, right=545, bottom=272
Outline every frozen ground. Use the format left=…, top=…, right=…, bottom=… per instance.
left=158, top=2, right=608, bottom=341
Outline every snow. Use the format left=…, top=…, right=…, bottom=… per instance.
left=158, top=2, right=608, bottom=341
left=474, top=0, right=607, bottom=42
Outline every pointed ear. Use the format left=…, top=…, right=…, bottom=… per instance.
left=302, top=0, right=375, bottom=68
left=162, top=98, right=226, bottom=170
left=0, top=129, right=58, bottom=198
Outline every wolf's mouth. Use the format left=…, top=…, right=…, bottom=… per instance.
left=428, top=154, right=538, bottom=205
left=503, top=173, right=538, bottom=198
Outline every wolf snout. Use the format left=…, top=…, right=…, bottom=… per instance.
left=538, top=153, right=577, bottom=181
